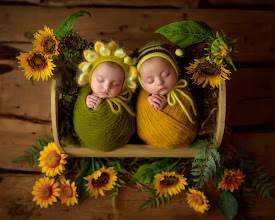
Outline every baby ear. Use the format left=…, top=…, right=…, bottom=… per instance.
left=78, top=72, right=90, bottom=85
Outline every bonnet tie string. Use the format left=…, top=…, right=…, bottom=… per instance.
left=167, top=79, right=197, bottom=124
left=107, top=89, right=136, bottom=116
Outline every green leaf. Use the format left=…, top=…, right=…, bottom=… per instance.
left=210, top=148, right=220, bottom=165
left=41, top=136, right=52, bottom=144
left=12, top=156, right=30, bottom=162
left=54, top=10, right=91, bottom=41
left=188, top=139, right=211, bottom=150
left=130, top=157, right=139, bottom=166
left=36, top=140, right=44, bottom=151
left=139, top=200, right=152, bottom=212
left=217, top=192, right=238, bottom=220
left=155, top=21, right=214, bottom=48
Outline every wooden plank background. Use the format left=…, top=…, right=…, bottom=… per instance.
left=0, top=0, right=275, bottom=219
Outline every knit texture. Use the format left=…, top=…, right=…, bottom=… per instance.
left=73, top=85, right=135, bottom=152
left=136, top=88, right=198, bottom=150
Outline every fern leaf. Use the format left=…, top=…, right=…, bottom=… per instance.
left=207, top=155, right=216, bottom=173
left=188, top=139, right=211, bottom=150
left=210, top=148, right=220, bottom=165
left=139, top=200, right=152, bottom=212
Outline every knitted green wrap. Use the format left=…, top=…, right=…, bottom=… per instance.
left=73, top=85, right=135, bottom=152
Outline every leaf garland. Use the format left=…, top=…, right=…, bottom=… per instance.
left=189, top=137, right=220, bottom=189
left=54, top=10, right=91, bottom=41
left=139, top=189, right=172, bottom=212
left=155, top=21, right=214, bottom=48
left=12, top=136, right=52, bottom=166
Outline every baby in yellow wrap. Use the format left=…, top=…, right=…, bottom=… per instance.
left=136, top=43, right=199, bottom=150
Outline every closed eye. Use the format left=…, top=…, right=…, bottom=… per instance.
left=161, top=72, right=170, bottom=78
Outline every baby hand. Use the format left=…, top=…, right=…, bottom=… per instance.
left=86, top=94, right=103, bottom=109
left=148, top=94, right=167, bottom=111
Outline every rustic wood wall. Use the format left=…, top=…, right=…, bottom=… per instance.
left=0, top=0, right=274, bottom=219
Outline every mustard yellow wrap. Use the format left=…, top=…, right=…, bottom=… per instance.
left=136, top=88, right=198, bottom=150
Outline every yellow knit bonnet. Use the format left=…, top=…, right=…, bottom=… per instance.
left=78, top=41, right=138, bottom=92
left=136, top=43, right=183, bottom=87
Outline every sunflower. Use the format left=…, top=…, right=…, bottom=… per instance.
left=32, top=177, right=60, bottom=208
left=16, top=50, right=55, bottom=81
left=218, top=169, right=245, bottom=192
left=59, top=30, right=87, bottom=58
left=186, top=56, right=230, bottom=88
left=154, top=171, right=188, bottom=197
left=33, top=26, right=59, bottom=56
left=38, top=142, right=68, bottom=177
left=84, top=166, right=117, bottom=198
left=186, top=188, right=210, bottom=213
left=59, top=178, right=78, bottom=206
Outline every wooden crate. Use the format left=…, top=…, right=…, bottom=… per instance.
left=51, top=79, right=226, bottom=157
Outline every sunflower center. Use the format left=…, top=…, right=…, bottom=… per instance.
left=192, top=194, right=204, bottom=205
left=28, top=53, right=47, bottom=70
left=64, top=35, right=81, bottom=51
left=42, top=186, right=52, bottom=198
left=161, top=176, right=179, bottom=186
left=42, top=36, right=57, bottom=54
left=46, top=151, right=61, bottom=168
left=226, top=175, right=236, bottom=184
left=92, top=172, right=109, bottom=187
left=62, top=185, right=73, bottom=198
left=197, top=60, right=221, bottom=76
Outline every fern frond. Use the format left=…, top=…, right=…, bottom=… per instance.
left=139, top=190, right=172, bottom=212
left=12, top=136, right=52, bottom=166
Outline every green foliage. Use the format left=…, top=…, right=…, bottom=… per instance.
left=54, top=10, right=91, bottom=41
left=217, top=191, right=238, bottom=220
left=107, top=158, right=129, bottom=174
left=155, top=21, right=214, bottom=48
left=139, top=189, right=172, bottom=212
left=75, top=158, right=93, bottom=206
left=12, top=136, right=52, bottom=166
left=109, top=178, right=125, bottom=213
left=190, top=137, right=220, bottom=189
left=130, top=158, right=179, bottom=184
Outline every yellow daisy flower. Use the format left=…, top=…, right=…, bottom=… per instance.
left=84, top=166, right=117, bottom=198
left=32, top=177, right=60, bottom=208
left=16, top=50, right=55, bottom=81
left=186, top=188, right=210, bottom=213
left=33, top=26, right=59, bottom=56
left=154, top=171, right=188, bottom=197
left=186, top=56, right=231, bottom=88
left=218, top=169, right=245, bottom=192
left=59, top=178, right=78, bottom=206
left=38, top=142, right=68, bottom=177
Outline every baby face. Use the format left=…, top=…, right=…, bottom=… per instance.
left=139, top=57, right=177, bottom=95
left=90, top=62, right=124, bottom=98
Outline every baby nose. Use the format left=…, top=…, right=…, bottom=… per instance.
left=104, top=82, right=111, bottom=90
left=156, top=77, right=164, bottom=86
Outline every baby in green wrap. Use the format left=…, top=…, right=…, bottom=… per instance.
left=73, top=41, right=138, bottom=152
